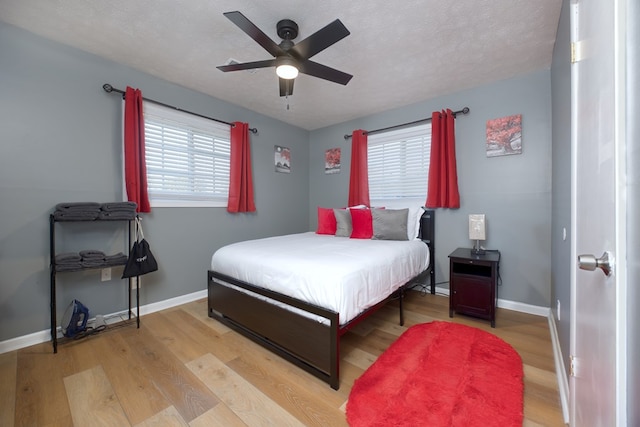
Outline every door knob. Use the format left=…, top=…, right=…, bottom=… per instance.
left=577, top=251, right=613, bottom=277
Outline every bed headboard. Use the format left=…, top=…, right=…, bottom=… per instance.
left=419, top=208, right=436, bottom=293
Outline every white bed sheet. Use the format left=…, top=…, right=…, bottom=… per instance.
left=210, top=232, right=429, bottom=324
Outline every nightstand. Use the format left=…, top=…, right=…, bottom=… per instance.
left=448, top=247, right=500, bottom=327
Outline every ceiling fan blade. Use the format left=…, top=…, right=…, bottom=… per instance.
left=217, top=59, right=276, bottom=72
left=279, top=78, right=294, bottom=97
left=289, top=19, right=350, bottom=60
left=223, top=11, right=284, bottom=57
left=298, top=60, right=353, bottom=85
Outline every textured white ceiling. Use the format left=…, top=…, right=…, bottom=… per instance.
left=0, top=0, right=561, bottom=130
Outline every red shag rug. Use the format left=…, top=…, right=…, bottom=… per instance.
left=346, top=321, right=524, bottom=427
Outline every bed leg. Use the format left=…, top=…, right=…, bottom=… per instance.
left=430, top=268, right=436, bottom=294
left=399, top=288, right=405, bottom=326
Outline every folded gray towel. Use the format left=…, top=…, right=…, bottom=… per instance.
left=79, top=250, right=106, bottom=259
left=101, top=202, right=137, bottom=212
left=55, top=263, right=83, bottom=271
left=81, top=259, right=106, bottom=268
left=54, top=211, right=99, bottom=221
left=98, top=211, right=136, bottom=220
left=104, top=253, right=128, bottom=266
left=55, top=202, right=101, bottom=211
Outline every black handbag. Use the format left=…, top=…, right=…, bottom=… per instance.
left=122, top=217, right=158, bottom=278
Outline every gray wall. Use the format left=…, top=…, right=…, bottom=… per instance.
left=309, top=70, right=553, bottom=307
left=0, top=22, right=310, bottom=342
left=550, top=0, right=572, bottom=378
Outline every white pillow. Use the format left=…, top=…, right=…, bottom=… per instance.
left=407, top=207, right=423, bottom=240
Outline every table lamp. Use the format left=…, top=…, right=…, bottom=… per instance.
left=469, top=214, right=486, bottom=255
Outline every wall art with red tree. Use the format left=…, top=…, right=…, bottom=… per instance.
left=486, top=114, right=522, bottom=157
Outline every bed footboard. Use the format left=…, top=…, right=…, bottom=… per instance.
left=208, top=271, right=341, bottom=389
left=207, top=269, right=430, bottom=390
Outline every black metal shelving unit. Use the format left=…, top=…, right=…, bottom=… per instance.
left=49, top=214, right=139, bottom=353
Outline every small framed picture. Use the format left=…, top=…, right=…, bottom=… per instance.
left=486, top=114, right=522, bottom=157
left=324, top=148, right=341, bottom=174
left=274, top=145, right=291, bottom=173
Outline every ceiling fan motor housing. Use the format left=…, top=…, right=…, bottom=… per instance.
left=277, top=19, right=298, bottom=40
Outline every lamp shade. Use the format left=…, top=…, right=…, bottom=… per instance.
left=468, top=214, right=486, bottom=240
left=276, top=57, right=298, bottom=79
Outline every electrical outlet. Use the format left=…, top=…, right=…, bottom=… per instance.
left=557, top=299, right=561, bottom=321
left=101, top=268, right=111, bottom=282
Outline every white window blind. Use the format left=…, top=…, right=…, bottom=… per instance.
left=142, top=102, right=230, bottom=207
left=368, top=123, right=431, bottom=201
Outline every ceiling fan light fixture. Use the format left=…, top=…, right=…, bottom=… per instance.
left=276, top=57, right=298, bottom=79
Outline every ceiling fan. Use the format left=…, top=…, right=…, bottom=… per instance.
left=216, top=11, right=353, bottom=97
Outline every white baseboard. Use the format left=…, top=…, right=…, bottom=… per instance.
left=497, top=298, right=550, bottom=317
left=432, top=285, right=550, bottom=317
left=548, top=311, right=571, bottom=424
left=0, top=289, right=207, bottom=354
left=137, top=289, right=207, bottom=317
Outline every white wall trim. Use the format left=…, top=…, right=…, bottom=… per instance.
left=432, top=285, right=550, bottom=317
left=548, top=311, right=571, bottom=424
left=497, top=298, right=550, bottom=317
left=0, top=289, right=207, bottom=354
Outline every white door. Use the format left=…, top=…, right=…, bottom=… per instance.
left=570, top=0, right=627, bottom=425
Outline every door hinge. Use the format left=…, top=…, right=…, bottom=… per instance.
left=571, top=41, right=582, bottom=63
left=570, top=355, right=576, bottom=377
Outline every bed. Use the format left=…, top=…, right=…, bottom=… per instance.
left=207, top=208, right=435, bottom=390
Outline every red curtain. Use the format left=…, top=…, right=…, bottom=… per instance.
left=227, top=122, right=256, bottom=213
left=348, top=129, right=370, bottom=207
left=426, top=109, right=460, bottom=209
left=124, top=86, right=151, bottom=213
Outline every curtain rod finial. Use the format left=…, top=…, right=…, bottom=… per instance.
left=102, top=84, right=113, bottom=93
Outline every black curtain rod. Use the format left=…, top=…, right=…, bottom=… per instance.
left=343, top=107, right=470, bottom=140
left=102, top=84, right=258, bottom=134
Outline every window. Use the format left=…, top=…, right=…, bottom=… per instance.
left=367, top=123, right=431, bottom=202
left=142, top=102, right=231, bottom=207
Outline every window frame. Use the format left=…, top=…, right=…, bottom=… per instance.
left=137, top=101, right=231, bottom=208
left=367, top=122, right=432, bottom=204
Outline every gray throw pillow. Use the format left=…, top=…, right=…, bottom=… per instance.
left=372, top=208, right=409, bottom=241
left=334, top=208, right=352, bottom=237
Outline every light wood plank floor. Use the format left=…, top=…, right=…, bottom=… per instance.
left=1, top=291, right=566, bottom=426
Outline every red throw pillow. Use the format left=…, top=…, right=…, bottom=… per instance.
left=316, top=207, right=337, bottom=235
left=350, top=208, right=373, bottom=239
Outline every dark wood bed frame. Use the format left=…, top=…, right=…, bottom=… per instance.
left=207, top=209, right=435, bottom=390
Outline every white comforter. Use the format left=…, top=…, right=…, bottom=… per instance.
left=210, top=232, right=429, bottom=324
